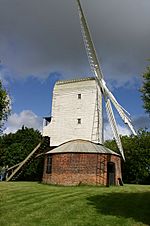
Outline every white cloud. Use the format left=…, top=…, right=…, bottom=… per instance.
left=104, top=123, right=131, bottom=141
left=4, top=110, right=43, bottom=134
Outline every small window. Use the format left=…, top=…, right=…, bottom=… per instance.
left=46, top=155, right=52, bottom=174
left=77, top=118, right=81, bottom=124
left=78, top=94, right=81, bottom=99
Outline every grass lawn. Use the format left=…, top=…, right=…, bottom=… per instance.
left=0, top=182, right=150, bottom=226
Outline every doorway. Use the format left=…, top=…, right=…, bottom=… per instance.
left=107, top=162, right=116, bottom=186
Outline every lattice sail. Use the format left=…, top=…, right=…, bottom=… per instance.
left=76, top=0, right=103, bottom=81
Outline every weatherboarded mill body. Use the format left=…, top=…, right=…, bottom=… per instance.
left=42, top=78, right=122, bottom=186
left=43, top=77, right=102, bottom=146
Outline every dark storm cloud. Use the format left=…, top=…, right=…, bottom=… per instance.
left=0, top=0, right=150, bottom=85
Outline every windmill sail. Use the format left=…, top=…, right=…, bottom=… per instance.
left=76, top=0, right=137, bottom=160
left=101, top=79, right=137, bottom=135
left=106, top=99, right=125, bottom=160
left=76, top=0, right=104, bottom=144
left=76, top=0, right=103, bottom=81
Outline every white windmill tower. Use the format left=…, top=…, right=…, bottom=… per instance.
left=76, top=0, right=137, bottom=160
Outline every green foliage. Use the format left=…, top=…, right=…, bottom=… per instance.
left=0, top=182, right=150, bottom=226
left=105, top=130, right=150, bottom=184
left=0, top=127, right=47, bottom=181
left=0, top=80, right=10, bottom=131
left=141, top=65, right=150, bottom=116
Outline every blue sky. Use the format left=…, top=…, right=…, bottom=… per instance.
left=10, top=73, right=61, bottom=116
left=0, top=0, right=150, bottom=137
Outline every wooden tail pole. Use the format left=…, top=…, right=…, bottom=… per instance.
left=6, top=142, right=41, bottom=182
left=7, top=162, right=23, bottom=171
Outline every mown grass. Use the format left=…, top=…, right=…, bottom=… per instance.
left=0, top=182, right=150, bottom=226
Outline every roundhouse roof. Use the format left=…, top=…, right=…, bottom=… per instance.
left=46, top=139, right=120, bottom=156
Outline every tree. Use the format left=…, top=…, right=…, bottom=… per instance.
left=0, top=127, right=50, bottom=181
left=0, top=80, right=10, bottom=131
left=105, top=130, right=150, bottom=184
left=141, top=65, right=150, bottom=116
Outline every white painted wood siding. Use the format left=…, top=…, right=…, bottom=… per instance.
left=43, top=78, right=100, bottom=146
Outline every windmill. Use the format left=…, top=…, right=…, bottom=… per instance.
left=76, top=0, right=137, bottom=160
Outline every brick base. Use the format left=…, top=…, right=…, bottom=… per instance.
left=42, top=153, right=122, bottom=186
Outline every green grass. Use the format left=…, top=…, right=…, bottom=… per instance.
left=0, top=182, right=150, bottom=226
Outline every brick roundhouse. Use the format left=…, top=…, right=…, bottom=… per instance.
left=43, top=139, right=122, bottom=186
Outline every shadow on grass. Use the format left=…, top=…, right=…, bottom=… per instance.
left=87, top=191, right=150, bottom=225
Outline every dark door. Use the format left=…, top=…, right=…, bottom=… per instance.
left=107, top=162, right=115, bottom=186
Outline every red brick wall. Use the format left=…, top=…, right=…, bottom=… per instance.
left=42, top=153, right=122, bottom=186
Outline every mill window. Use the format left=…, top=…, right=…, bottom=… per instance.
left=78, top=94, right=81, bottom=99
left=77, top=118, right=81, bottom=124
left=46, top=155, right=52, bottom=174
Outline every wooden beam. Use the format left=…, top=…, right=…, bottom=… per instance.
left=6, top=142, right=41, bottom=182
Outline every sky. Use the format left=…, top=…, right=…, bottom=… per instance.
left=0, top=0, right=150, bottom=139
